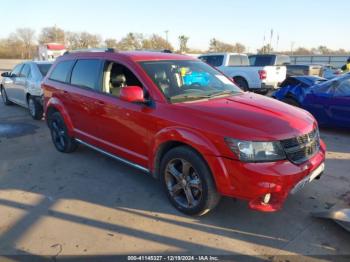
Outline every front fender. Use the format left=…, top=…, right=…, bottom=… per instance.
left=149, top=126, right=233, bottom=194
left=45, top=97, right=74, bottom=136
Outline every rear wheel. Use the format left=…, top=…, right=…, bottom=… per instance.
left=233, top=77, right=249, bottom=91
left=160, top=146, right=221, bottom=216
left=1, top=87, right=13, bottom=105
left=282, top=97, right=300, bottom=107
left=28, top=96, right=43, bottom=120
left=48, top=111, right=78, bottom=153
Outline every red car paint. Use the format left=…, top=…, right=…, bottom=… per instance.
left=43, top=51, right=326, bottom=212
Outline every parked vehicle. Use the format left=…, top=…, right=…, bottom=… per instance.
left=198, top=53, right=287, bottom=93
left=1, top=61, right=53, bottom=119
left=286, top=64, right=323, bottom=77
left=43, top=50, right=326, bottom=215
left=273, top=74, right=350, bottom=128
left=322, top=64, right=343, bottom=79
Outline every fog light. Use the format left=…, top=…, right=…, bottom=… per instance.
left=263, top=193, right=271, bottom=204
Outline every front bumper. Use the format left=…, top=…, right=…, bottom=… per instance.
left=206, top=139, right=326, bottom=212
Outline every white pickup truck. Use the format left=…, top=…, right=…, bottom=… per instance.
left=198, top=53, right=288, bottom=93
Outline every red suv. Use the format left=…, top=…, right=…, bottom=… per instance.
left=42, top=49, right=326, bottom=215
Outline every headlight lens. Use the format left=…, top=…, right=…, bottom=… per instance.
left=225, top=138, right=286, bottom=162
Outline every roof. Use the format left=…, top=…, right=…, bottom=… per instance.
left=61, top=50, right=197, bottom=62
left=199, top=52, right=246, bottom=56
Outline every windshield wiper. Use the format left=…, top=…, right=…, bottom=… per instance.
left=207, top=90, right=236, bottom=98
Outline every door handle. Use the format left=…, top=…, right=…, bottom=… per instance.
left=63, top=90, right=68, bottom=94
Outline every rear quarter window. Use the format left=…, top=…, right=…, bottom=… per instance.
left=70, top=59, right=102, bottom=90
left=49, top=60, right=75, bottom=83
left=37, top=64, right=52, bottom=77
left=199, top=55, right=224, bottom=67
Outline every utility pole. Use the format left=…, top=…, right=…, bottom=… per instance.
left=290, top=41, right=295, bottom=56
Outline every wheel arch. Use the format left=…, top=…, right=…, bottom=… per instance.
left=45, top=97, right=74, bottom=135
left=150, top=127, right=221, bottom=180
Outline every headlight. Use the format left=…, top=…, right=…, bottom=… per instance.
left=225, top=138, right=286, bottom=162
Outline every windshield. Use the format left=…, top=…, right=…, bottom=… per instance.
left=37, top=63, right=52, bottom=76
left=140, top=60, right=242, bottom=102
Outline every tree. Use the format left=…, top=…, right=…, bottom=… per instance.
left=15, top=28, right=36, bottom=58
left=39, top=26, right=65, bottom=44
left=105, top=38, right=118, bottom=48
left=257, top=44, right=273, bottom=54
left=117, top=33, right=143, bottom=50
left=208, top=38, right=235, bottom=52
left=178, top=35, right=189, bottom=53
left=232, top=42, right=246, bottom=53
left=142, top=34, right=173, bottom=51
left=65, top=31, right=101, bottom=49
left=78, top=32, right=101, bottom=48
left=316, top=45, right=331, bottom=55
left=293, top=47, right=312, bottom=55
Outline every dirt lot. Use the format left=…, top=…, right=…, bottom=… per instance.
left=0, top=62, right=350, bottom=261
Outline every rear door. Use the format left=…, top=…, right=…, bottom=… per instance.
left=67, top=59, right=104, bottom=143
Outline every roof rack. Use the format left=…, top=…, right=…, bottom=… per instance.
left=64, top=48, right=116, bottom=55
left=135, top=49, right=173, bottom=53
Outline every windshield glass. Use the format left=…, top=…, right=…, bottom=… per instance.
left=140, top=60, right=242, bottom=102
left=37, top=63, right=53, bottom=76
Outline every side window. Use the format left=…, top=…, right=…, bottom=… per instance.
left=199, top=56, right=224, bottom=67
left=102, top=61, right=143, bottom=98
left=20, top=64, right=31, bottom=78
left=228, top=55, right=241, bottom=66
left=49, top=60, right=75, bottom=83
left=71, top=59, right=102, bottom=90
left=11, top=64, right=23, bottom=76
left=334, top=79, right=350, bottom=97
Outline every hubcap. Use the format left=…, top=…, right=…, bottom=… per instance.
left=29, top=99, right=35, bottom=116
left=165, top=158, right=203, bottom=208
left=51, top=119, right=66, bottom=150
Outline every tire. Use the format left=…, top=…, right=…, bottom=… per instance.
left=282, top=97, right=300, bottom=107
left=28, top=96, right=43, bottom=120
left=160, top=146, right=221, bottom=216
left=47, top=111, right=78, bottom=153
left=233, top=77, right=249, bottom=91
left=1, top=86, right=13, bottom=105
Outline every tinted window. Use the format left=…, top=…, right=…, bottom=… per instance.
left=228, top=55, right=249, bottom=66
left=71, top=59, right=102, bottom=90
left=199, top=55, right=224, bottom=67
left=334, top=78, right=350, bottom=96
left=249, top=55, right=275, bottom=66
left=11, top=64, right=23, bottom=76
left=50, top=60, right=75, bottom=83
left=20, top=64, right=31, bottom=77
left=37, top=64, right=52, bottom=76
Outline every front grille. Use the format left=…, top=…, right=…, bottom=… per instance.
left=280, top=129, right=320, bottom=164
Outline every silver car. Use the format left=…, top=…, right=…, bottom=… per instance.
left=0, top=61, right=52, bottom=119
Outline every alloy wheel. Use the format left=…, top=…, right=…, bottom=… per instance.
left=51, top=119, right=67, bottom=151
left=164, top=158, right=203, bottom=208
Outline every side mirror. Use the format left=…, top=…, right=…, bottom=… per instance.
left=1, top=72, right=10, bottom=77
left=120, top=86, right=145, bottom=103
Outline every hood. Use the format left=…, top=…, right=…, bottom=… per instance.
left=177, top=92, right=316, bottom=141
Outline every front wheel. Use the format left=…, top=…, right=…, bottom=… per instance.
left=48, top=111, right=78, bottom=153
left=160, top=146, right=221, bottom=216
left=28, top=96, right=43, bottom=120
left=1, top=87, right=13, bottom=105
